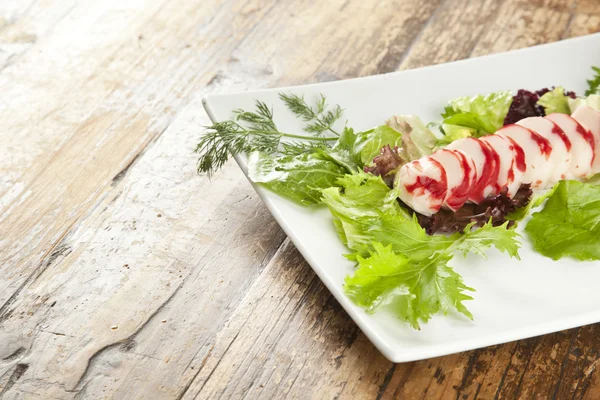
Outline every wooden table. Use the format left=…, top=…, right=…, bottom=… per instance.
left=0, top=0, right=599, bottom=398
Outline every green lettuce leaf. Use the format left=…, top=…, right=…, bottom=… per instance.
left=507, top=184, right=559, bottom=222
left=386, top=115, right=438, bottom=160
left=322, top=172, right=441, bottom=260
left=342, top=220, right=520, bottom=329
left=323, top=169, right=521, bottom=328
left=321, top=172, right=409, bottom=252
left=323, top=171, right=521, bottom=328
left=345, top=242, right=474, bottom=329
left=436, top=124, right=473, bottom=146
left=317, top=126, right=363, bottom=173
left=247, top=151, right=347, bottom=205
left=525, top=180, right=600, bottom=261
left=439, top=91, right=512, bottom=140
left=586, top=174, right=600, bottom=185
left=450, top=221, right=521, bottom=259
left=537, top=87, right=570, bottom=114
left=354, top=125, right=403, bottom=165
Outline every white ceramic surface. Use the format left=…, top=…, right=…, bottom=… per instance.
left=202, top=33, right=600, bottom=363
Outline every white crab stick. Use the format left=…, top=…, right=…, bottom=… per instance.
left=496, top=124, right=553, bottom=188
left=517, top=117, right=572, bottom=182
left=446, top=138, right=499, bottom=203
left=480, top=135, right=524, bottom=197
left=396, top=157, right=448, bottom=216
left=571, top=106, right=600, bottom=174
left=545, top=113, right=595, bottom=179
left=428, top=149, right=474, bottom=211
left=394, top=109, right=600, bottom=216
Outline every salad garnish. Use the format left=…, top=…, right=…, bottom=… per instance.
left=440, top=91, right=512, bottom=140
left=195, top=96, right=341, bottom=177
left=525, top=180, right=600, bottom=261
left=196, top=66, right=600, bottom=329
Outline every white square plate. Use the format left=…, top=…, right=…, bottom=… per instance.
left=202, top=33, right=600, bottom=362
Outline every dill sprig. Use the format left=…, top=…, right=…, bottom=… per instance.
left=196, top=96, right=342, bottom=176
left=233, top=100, right=278, bottom=132
left=279, top=93, right=343, bottom=136
left=585, top=66, right=600, bottom=96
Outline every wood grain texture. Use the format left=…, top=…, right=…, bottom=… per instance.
left=0, top=0, right=598, bottom=398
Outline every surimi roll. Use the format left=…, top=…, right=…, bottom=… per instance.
left=396, top=109, right=600, bottom=215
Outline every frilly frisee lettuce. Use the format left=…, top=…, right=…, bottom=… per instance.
left=343, top=218, right=521, bottom=329
left=345, top=242, right=474, bottom=329
left=322, top=171, right=521, bottom=328
left=525, top=180, right=600, bottom=261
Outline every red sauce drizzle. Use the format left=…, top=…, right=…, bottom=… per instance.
left=519, top=126, right=553, bottom=160
left=469, top=139, right=500, bottom=203
left=489, top=143, right=502, bottom=193
left=507, top=160, right=515, bottom=183
left=505, top=136, right=526, bottom=172
left=403, top=158, right=447, bottom=211
left=571, top=117, right=596, bottom=165
left=549, top=121, right=572, bottom=151
left=446, top=150, right=472, bottom=210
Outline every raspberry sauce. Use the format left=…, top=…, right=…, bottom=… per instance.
left=404, top=158, right=448, bottom=211
left=446, top=150, right=473, bottom=210
left=549, top=121, right=572, bottom=151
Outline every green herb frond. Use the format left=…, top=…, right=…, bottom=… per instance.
left=586, top=66, right=600, bottom=96
left=279, top=93, right=318, bottom=121
left=196, top=96, right=342, bottom=176
left=305, top=104, right=343, bottom=135
left=194, top=119, right=282, bottom=176
left=279, top=92, right=343, bottom=136
left=233, top=100, right=277, bottom=131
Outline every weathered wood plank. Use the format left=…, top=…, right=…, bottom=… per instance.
left=0, top=95, right=287, bottom=398
left=399, top=0, right=508, bottom=70
left=0, top=0, right=599, bottom=398
left=0, top=0, right=274, bottom=308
